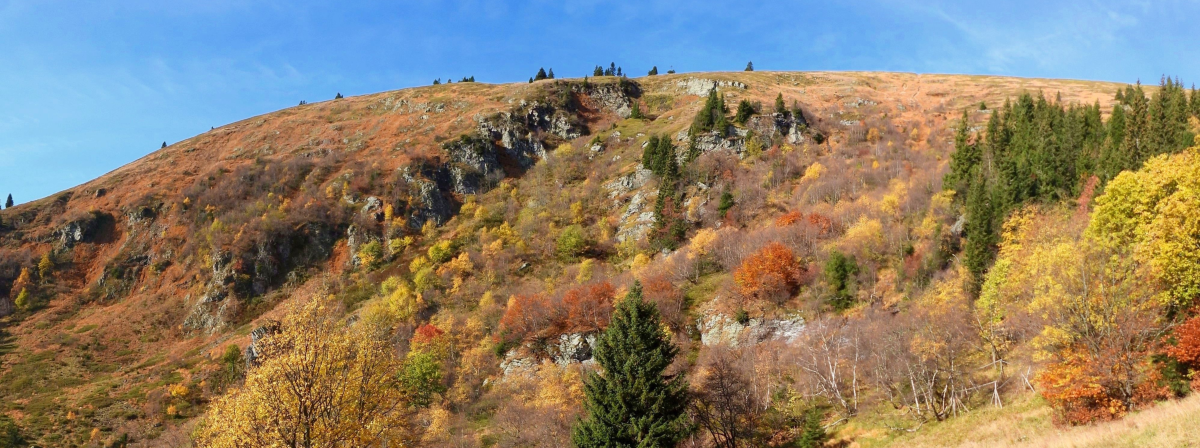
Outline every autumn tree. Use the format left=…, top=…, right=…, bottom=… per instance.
left=691, top=347, right=760, bottom=448
left=573, top=282, right=689, bottom=448
left=195, top=298, right=414, bottom=448
left=735, top=242, right=803, bottom=304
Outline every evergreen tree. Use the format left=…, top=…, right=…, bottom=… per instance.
left=617, top=67, right=623, bottom=77
left=1099, top=103, right=1127, bottom=181
left=744, top=61, right=754, bottom=71
left=594, top=66, right=604, bottom=77
left=535, top=68, right=548, bottom=81
left=548, top=68, right=555, bottom=79
left=434, top=79, right=442, bottom=85
left=1120, top=82, right=1150, bottom=170
left=528, top=77, right=533, bottom=83
left=797, top=408, right=829, bottom=448
left=1191, top=85, right=1200, bottom=118
left=335, top=92, right=343, bottom=99
left=630, top=101, right=644, bottom=120
left=734, top=99, right=755, bottom=124
left=964, top=170, right=997, bottom=297
left=572, top=282, right=689, bottom=448
left=609, top=62, right=616, bottom=77
left=944, top=110, right=980, bottom=197
left=648, top=66, right=658, bottom=76
left=774, top=93, right=786, bottom=115
left=5, top=194, right=12, bottom=208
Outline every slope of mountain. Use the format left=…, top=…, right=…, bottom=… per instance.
left=0, top=71, right=1133, bottom=446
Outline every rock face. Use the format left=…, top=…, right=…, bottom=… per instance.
left=53, top=211, right=112, bottom=248
left=676, top=77, right=747, bottom=96
left=500, top=332, right=600, bottom=376
left=245, top=320, right=281, bottom=369
left=697, top=313, right=806, bottom=347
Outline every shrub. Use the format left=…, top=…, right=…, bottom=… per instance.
left=734, top=243, right=803, bottom=303
left=357, top=240, right=383, bottom=269
left=557, top=225, right=588, bottom=260
left=427, top=240, right=455, bottom=264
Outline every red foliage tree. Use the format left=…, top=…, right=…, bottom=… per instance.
left=641, top=274, right=686, bottom=331
left=561, top=281, right=616, bottom=334
left=734, top=242, right=803, bottom=304
left=775, top=211, right=803, bottom=227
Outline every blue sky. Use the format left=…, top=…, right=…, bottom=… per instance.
left=1, top=0, right=1197, bottom=204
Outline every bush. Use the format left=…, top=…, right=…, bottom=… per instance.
left=557, top=225, right=588, bottom=260
left=734, top=243, right=803, bottom=303
left=427, top=240, right=455, bottom=264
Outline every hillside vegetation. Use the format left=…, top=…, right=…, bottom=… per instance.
left=2, top=71, right=1198, bottom=447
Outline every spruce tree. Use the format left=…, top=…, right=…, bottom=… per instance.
left=594, top=66, right=604, bottom=77
left=964, top=170, right=997, bottom=297
left=609, top=62, right=616, bottom=77
left=734, top=99, right=755, bottom=124
left=548, top=68, right=555, bottom=79
left=797, top=408, right=829, bottom=448
left=648, top=66, right=658, bottom=76
left=744, top=61, right=754, bottom=71
left=572, top=282, right=689, bottom=448
left=774, top=93, right=786, bottom=115
left=1191, top=85, right=1200, bottom=119
left=1120, top=82, right=1150, bottom=170
left=335, top=92, right=343, bottom=99
left=535, top=68, right=548, bottom=81
left=617, top=67, right=623, bottom=77
left=630, top=101, right=644, bottom=119
left=5, top=194, right=12, bottom=208
left=528, top=77, right=533, bottom=83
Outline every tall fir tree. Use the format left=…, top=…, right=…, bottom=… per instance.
left=548, top=68, right=555, bottom=79
left=572, top=282, right=689, bottom=448
left=774, top=93, right=787, bottom=115
left=5, top=194, right=11, bottom=209
left=1120, top=82, right=1150, bottom=170
left=744, top=61, right=754, bottom=71
left=1100, top=103, right=1127, bottom=181
left=963, top=170, right=997, bottom=297
left=535, top=68, right=548, bottom=81
left=1190, top=85, right=1200, bottom=118
left=945, top=110, right=980, bottom=199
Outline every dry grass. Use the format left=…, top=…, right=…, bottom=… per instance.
left=854, top=393, right=1200, bottom=448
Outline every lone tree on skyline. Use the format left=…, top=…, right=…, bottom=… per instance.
left=5, top=194, right=12, bottom=209
left=648, top=66, right=658, bottom=76
left=745, top=61, right=754, bottom=71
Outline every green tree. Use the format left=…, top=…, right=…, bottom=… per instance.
left=774, top=93, right=786, bottom=115
left=964, top=171, right=998, bottom=296
left=796, top=408, right=829, bottom=448
left=744, top=61, right=754, bottom=71
left=594, top=66, right=604, bottom=77
left=734, top=99, right=755, bottom=124
left=5, top=194, right=11, bottom=208
left=548, top=68, right=556, bottom=79
left=648, top=66, right=658, bottom=76
left=944, top=110, right=979, bottom=197
left=824, top=250, right=859, bottom=310
left=557, top=225, right=588, bottom=260
left=630, top=101, right=645, bottom=119
left=572, top=282, right=689, bottom=448
left=535, top=68, right=548, bottom=81
left=717, top=190, right=734, bottom=218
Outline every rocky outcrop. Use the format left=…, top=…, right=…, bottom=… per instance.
left=53, top=211, right=112, bottom=248
left=245, top=320, right=281, bottom=369
left=676, top=77, right=747, bottom=96
left=697, top=313, right=806, bottom=347
left=500, top=332, right=599, bottom=376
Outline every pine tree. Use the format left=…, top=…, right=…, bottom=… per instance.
left=335, top=92, right=343, bottom=99
left=535, top=68, right=548, bottom=81
left=945, top=110, right=980, bottom=196
left=161, top=141, right=167, bottom=148
left=5, top=194, right=12, bottom=209
left=548, top=68, right=555, bottom=79
left=594, top=66, right=604, bottom=77
left=774, top=93, right=786, bottom=115
left=797, top=408, right=829, bottom=448
left=630, top=101, right=644, bottom=120
left=609, top=62, right=616, bottom=77
left=572, top=282, right=689, bottom=448
left=744, top=61, right=754, bottom=71
left=734, top=99, right=755, bottom=124
left=434, top=79, right=442, bottom=85
left=616, top=67, right=623, bottom=77
left=964, top=170, right=997, bottom=297
left=648, top=66, right=658, bottom=76
left=528, top=77, right=533, bottom=83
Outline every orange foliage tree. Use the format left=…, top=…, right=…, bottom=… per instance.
left=1166, top=313, right=1200, bottom=390
left=734, top=242, right=803, bottom=304
left=561, top=281, right=616, bottom=334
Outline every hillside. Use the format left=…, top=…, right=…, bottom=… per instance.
left=0, top=71, right=1163, bottom=447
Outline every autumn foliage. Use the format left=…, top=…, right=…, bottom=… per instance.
left=500, top=281, right=616, bottom=341
left=734, top=243, right=803, bottom=303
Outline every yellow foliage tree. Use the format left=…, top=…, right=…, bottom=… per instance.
left=1089, top=146, right=1200, bottom=308
left=196, top=298, right=412, bottom=448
